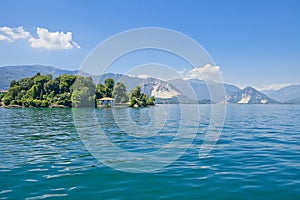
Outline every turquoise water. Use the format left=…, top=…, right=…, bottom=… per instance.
left=0, top=105, right=299, bottom=199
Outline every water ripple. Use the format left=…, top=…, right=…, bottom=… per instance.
left=0, top=105, right=299, bottom=199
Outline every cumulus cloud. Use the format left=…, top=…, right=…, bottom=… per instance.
left=29, top=27, right=80, bottom=50
left=0, top=34, right=7, bottom=40
left=0, top=26, right=80, bottom=50
left=185, top=64, right=221, bottom=81
left=137, top=74, right=151, bottom=79
left=0, top=26, right=30, bottom=41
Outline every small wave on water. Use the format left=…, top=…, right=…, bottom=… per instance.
left=0, top=105, right=299, bottom=199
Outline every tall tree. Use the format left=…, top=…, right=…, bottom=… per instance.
left=129, top=86, right=155, bottom=107
left=71, top=76, right=96, bottom=107
left=112, top=82, right=128, bottom=103
left=104, top=78, right=114, bottom=97
left=95, top=84, right=105, bottom=99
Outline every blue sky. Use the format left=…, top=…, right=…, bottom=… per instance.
left=0, top=0, right=299, bottom=89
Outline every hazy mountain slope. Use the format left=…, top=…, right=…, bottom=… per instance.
left=169, top=78, right=241, bottom=102
left=226, top=87, right=278, bottom=104
left=263, top=85, right=300, bottom=103
left=0, top=65, right=78, bottom=89
left=1, top=65, right=289, bottom=104
left=260, top=89, right=275, bottom=97
left=97, top=74, right=184, bottom=102
left=0, top=66, right=182, bottom=102
left=285, top=97, right=300, bottom=104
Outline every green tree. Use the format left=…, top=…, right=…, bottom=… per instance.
left=129, top=86, right=155, bottom=107
left=147, top=96, right=155, bottom=106
left=57, top=74, right=76, bottom=93
left=44, top=79, right=59, bottom=95
left=33, top=74, right=51, bottom=99
left=0, top=94, right=4, bottom=102
left=18, top=77, right=33, bottom=91
left=10, top=80, right=17, bottom=88
left=2, top=96, right=11, bottom=106
left=7, top=86, right=20, bottom=99
left=112, top=82, right=128, bottom=103
left=95, top=83, right=105, bottom=99
left=55, top=93, right=72, bottom=107
left=71, top=76, right=96, bottom=107
left=104, top=78, right=114, bottom=97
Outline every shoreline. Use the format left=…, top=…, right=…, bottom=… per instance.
left=0, top=104, right=70, bottom=109
left=0, top=103, right=298, bottom=109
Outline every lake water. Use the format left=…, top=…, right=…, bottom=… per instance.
left=0, top=105, right=299, bottom=199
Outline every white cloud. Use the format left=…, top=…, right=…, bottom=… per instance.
left=29, top=27, right=80, bottom=50
left=0, top=26, right=30, bottom=41
left=185, top=64, right=221, bottom=81
left=0, top=34, right=7, bottom=40
left=0, top=26, right=80, bottom=50
left=137, top=74, right=151, bottom=79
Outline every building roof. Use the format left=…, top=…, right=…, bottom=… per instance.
left=98, top=97, right=115, bottom=101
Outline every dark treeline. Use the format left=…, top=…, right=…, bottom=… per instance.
left=0, top=73, right=155, bottom=108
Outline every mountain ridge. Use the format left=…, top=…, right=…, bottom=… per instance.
left=0, top=65, right=78, bottom=89
left=226, top=87, right=278, bottom=104
left=0, top=65, right=297, bottom=104
left=261, top=85, right=300, bottom=103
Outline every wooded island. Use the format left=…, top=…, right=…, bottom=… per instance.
left=0, top=73, right=155, bottom=108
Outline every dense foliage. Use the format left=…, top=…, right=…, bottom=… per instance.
left=112, top=82, right=129, bottom=103
left=95, top=78, right=116, bottom=100
left=1, top=73, right=88, bottom=107
left=71, top=76, right=96, bottom=107
left=1, top=73, right=155, bottom=108
left=129, top=86, right=155, bottom=107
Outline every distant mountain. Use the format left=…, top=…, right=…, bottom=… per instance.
left=1, top=65, right=293, bottom=104
left=0, top=65, right=78, bottom=89
left=0, top=65, right=182, bottom=103
left=260, top=89, right=274, bottom=97
left=286, top=97, right=300, bottom=104
left=96, top=73, right=183, bottom=102
left=227, top=87, right=278, bottom=104
left=262, top=85, right=300, bottom=103
left=169, top=78, right=241, bottom=102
